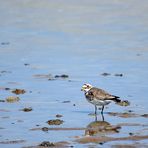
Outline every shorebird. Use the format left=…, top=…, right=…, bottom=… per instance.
left=81, top=83, right=129, bottom=114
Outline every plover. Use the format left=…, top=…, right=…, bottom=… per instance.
left=81, top=83, right=129, bottom=114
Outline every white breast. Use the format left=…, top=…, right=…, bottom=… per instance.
left=88, top=98, right=111, bottom=106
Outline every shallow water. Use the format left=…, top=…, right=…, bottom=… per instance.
left=0, top=0, right=148, bottom=147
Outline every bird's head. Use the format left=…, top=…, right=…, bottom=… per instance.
left=81, top=83, right=93, bottom=92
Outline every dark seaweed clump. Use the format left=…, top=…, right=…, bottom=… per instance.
left=39, top=141, right=55, bottom=147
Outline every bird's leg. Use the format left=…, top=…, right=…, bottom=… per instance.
left=95, top=105, right=97, bottom=115
left=101, top=112, right=104, bottom=121
left=95, top=114, right=97, bottom=121
left=101, top=105, right=104, bottom=114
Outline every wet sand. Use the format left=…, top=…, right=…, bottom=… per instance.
left=0, top=0, right=148, bottom=147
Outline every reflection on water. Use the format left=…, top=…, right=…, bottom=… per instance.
left=85, top=114, right=121, bottom=136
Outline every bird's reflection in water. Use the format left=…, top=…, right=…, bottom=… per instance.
left=85, top=114, right=121, bottom=136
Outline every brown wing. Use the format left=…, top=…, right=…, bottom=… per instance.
left=88, top=87, right=120, bottom=102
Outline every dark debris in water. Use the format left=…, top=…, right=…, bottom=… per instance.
left=47, top=119, right=64, bottom=125
left=101, top=73, right=123, bottom=77
left=141, top=114, right=148, bottom=118
left=129, top=132, right=134, bottom=136
left=39, top=141, right=55, bottom=147
left=101, top=73, right=111, bottom=76
left=24, top=63, right=30, bottom=66
left=5, top=88, right=11, bottom=90
left=21, top=107, right=33, bottom=112
left=56, top=114, right=63, bottom=118
left=54, top=74, right=69, bottom=78
left=0, top=70, right=11, bottom=74
left=62, top=101, right=71, bottom=103
left=114, top=73, right=123, bottom=77
left=0, top=99, right=5, bottom=102
left=1, top=42, right=10, bottom=45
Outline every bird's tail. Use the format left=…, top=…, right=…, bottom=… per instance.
left=113, top=96, right=130, bottom=106
left=112, top=96, right=130, bottom=106
left=112, top=96, right=121, bottom=103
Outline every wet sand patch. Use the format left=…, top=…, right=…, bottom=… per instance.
left=75, top=135, right=148, bottom=144
left=23, top=141, right=70, bottom=148
left=0, top=109, right=10, bottom=112
left=108, top=112, right=148, bottom=118
left=85, top=121, right=121, bottom=136
left=111, top=143, right=148, bottom=148
left=47, top=119, right=64, bottom=125
left=33, top=74, right=53, bottom=79
left=33, top=74, right=69, bottom=81
left=11, top=89, right=26, bottom=95
left=30, top=127, right=85, bottom=131
left=0, top=140, right=26, bottom=144
left=5, top=96, right=20, bottom=103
